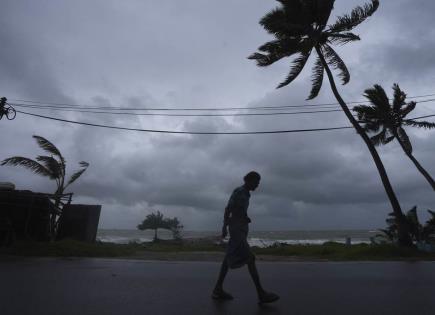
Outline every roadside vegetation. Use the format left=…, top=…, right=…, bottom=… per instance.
left=2, top=239, right=435, bottom=261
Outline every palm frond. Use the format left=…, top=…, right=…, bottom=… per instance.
left=307, top=56, right=324, bottom=100
left=328, top=32, right=361, bottom=45
left=1, top=156, right=53, bottom=177
left=321, top=44, right=350, bottom=84
left=370, top=129, right=386, bottom=146
left=363, top=85, right=390, bottom=111
left=277, top=52, right=311, bottom=89
left=353, top=105, right=385, bottom=133
left=400, top=101, right=416, bottom=118
left=32, top=135, right=65, bottom=164
left=65, top=161, right=89, bottom=188
left=248, top=52, right=273, bottom=67
left=353, top=104, right=375, bottom=120
left=365, top=122, right=383, bottom=133
left=249, top=39, right=300, bottom=66
left=397, top=127, right=412, bottom=154
left=370, top=129, right=395, bottom=146
left=79, top=161, right=89, bottom=168
left=378, top=228, right=395, bottom=241
left=309, top=0, right=335, bottom=28
left=426, top=210, right=435, bottom=226
left=328, top=0, right=379, bottom=33
left=259, top=38, right=302, bottom=54
left=260, top=5, right=309, bottom=38
left=36, top=155, right=62, bottom=179
left=357, top=118, right=383, bottom=133
left=402, top=119, right=435, bottom=129
left=392, top=84, right=407, bottom=112
left=354, top=105, right=384, bottom=122
left=406, top=206, right=419, bottom=224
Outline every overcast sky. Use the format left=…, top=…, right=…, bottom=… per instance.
left=1, top=0, right=434, bottom=231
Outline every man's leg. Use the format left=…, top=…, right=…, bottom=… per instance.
left=212, top=258, right=233, bottom=300
left=214, top=258, right=229, bottom=291
left=247, top=256, right=265, bottom=296
left=247, top=255, right=280, bottom=304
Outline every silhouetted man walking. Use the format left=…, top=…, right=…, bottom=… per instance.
left=212, top=171, right=279, bottom=304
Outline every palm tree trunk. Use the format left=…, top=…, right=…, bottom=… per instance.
left=394, top=136, right=435, bottom=191
left=154, top=228, right=158, bottom=241
left=50, top=185, right=64, bottom=241
left=315, top=46, right=412, bottom=246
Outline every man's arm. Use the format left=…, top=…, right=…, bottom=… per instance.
left=221, top=206, right=231, bottom=238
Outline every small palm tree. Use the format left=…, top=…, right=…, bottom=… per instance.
left=378, top=207, right=435, bottom=244
left=249, top=0, right=412, bottom=246
left=353, top=84, right=435, bottom=190
left=1, top=135, right=89, bottom=237
left=138, top=211, right=165, bottom=241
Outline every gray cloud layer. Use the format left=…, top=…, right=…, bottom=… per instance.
left=1, top=0, right=433, bottom=230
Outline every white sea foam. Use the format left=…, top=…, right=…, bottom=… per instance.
left=97, top=236, right=153, bottom=244
left=248, top=238, right=370, bottom=247
left=97, top=229, right=375, bottom=247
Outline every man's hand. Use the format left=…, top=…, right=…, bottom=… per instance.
left=221, top=226, right=228, bottom=239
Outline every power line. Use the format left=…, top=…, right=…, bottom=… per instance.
left=15, top=109, right=435, bottom=135
left=10, top=97, right=435, bottom=117
left=11, top=103, right=344, bottom=117
left=11, top=101, right=343, bottom=111
left=411, top=114, right=435, bottom=120
left=15, top=110, right=353, bottom=134
left=10, top=102, right=342, bottom=111
left=9, top=93, right=435, bottom=112
left=10, top=98, right=435, bottom=118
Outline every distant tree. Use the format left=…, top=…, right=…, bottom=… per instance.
left=137, top=211, right=183, bottom=241
left=353, top=84, right=435, bottom=190
left=165, top=217, right=184, bottom=240
left=1, top=135, right=89, bottom=238
left=249, top=0, right=413, bottom=246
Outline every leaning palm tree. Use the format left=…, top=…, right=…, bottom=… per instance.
left=249, top=0, right=412, bottom=245
left=1, top=135, right=89, bottom=237
left=353, top=84, right=435, bottom=190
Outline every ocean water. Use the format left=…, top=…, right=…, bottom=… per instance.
left=97, top=229, right=379, bottom=247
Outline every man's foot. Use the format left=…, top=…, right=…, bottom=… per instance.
left=258, top=291, right=280, bottom=304
left=212, top=288, right=234, bottom=300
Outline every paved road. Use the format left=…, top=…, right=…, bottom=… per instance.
left=1, top=257, right=435, bottom=315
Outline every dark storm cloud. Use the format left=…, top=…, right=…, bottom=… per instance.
left=351, top=0, right=435, bottom=84
left=1, top=0, right=433, bottom=230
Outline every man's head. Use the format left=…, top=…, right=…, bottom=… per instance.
left=243, top=171, right=261, bottom=191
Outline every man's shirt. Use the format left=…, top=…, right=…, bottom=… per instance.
left=225, top=185, right=251, bottom=225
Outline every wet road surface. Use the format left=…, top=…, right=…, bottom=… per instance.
left=1, top=257, right=435, bottom=315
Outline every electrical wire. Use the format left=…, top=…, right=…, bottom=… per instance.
left=15, top=110, right=353, bottom=134
left=9, top=98, right=435, bottom=118
left=11, top=104, right=344, bottom=117
left=8, top=93, right=435, bottom=112
left=15, top=109, right=435, bottom=135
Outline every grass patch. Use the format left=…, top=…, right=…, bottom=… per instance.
left=141, top=240, right=223, bottom=252
left=253, top=242, right=435, bottom=261
left=1, top=240, right=435, bottom=261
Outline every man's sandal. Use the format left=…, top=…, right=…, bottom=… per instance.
left=258, top=292, right=280, bottom=304
left=212, top=289, right=234, bottom=300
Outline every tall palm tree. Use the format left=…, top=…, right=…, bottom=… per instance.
left=353, top=84, right=435, bottom=190
left=249, top=0, right=412, bottom=246
left=1, top=135, right=89, bottom=237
